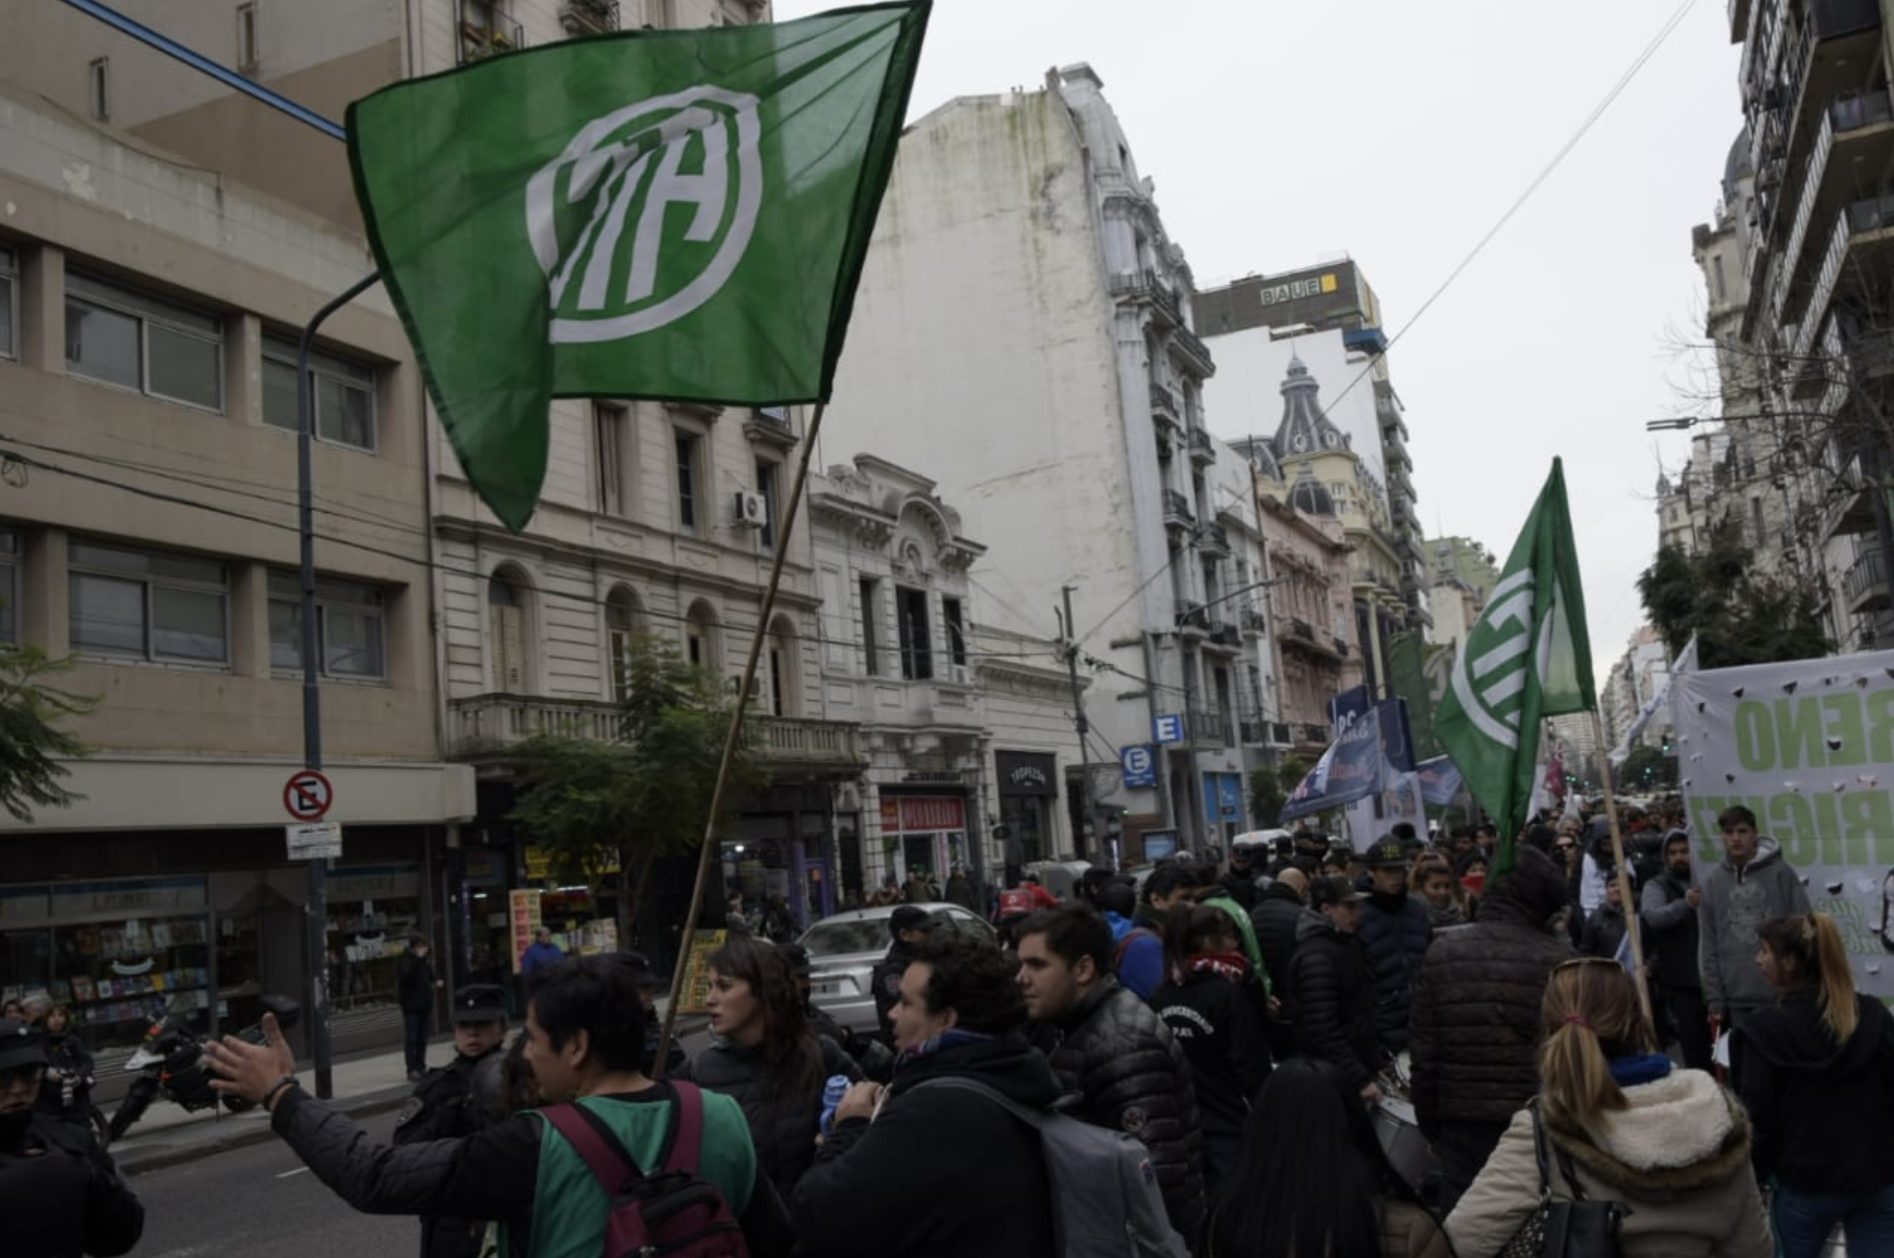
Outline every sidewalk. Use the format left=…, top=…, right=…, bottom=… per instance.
left=112, top=1005, right=710, bottom=1177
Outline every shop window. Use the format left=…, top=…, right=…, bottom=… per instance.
left=324, top=865, right=421, bottom=1016
left=0, top=529, right=17, bottom=644
left=896, top=585, right=932, bottom=680
left=69, top=541, right=229, bottom=664
left=66, top=273, right=222, bottom=411
left=262, top=335, right=377, bottom=450
left=267, top=571, right=387, bottom=680
left=0, top=244, right=15, bottom=361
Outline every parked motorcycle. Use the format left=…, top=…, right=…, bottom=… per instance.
left=104, top=993, right=301, bottom=1145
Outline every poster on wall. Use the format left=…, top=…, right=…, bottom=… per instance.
left=508, top=889, right=542, bottom=975
left=676, top=930, right=729, bottom=1014
left=1669, top=648, right=1894, bottom=999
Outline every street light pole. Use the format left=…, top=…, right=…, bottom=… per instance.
left=1060, top=586, right=1093, bottom=862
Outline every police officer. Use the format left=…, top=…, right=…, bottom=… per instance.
left=391, top=984, right=508, bottom=1258
left=622, top=951, right=684, bottom=1075
left=0, top=1017, right=143, bottom=1258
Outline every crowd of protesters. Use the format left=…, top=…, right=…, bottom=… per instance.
left=16, top=801, right=1890, bottom=1258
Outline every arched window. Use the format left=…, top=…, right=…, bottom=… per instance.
left=684, top=599, right=720, bottom=675
left=488, top=567, right=533, bottom=692
left=605, top=586, right=641, bottom=702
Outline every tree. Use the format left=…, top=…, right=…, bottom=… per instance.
left=1618, top=744, right=1677, bottom=792
left=1637, top=534, right=1829, bottom=670
left=1250, top=754, right=1309, bottom=828
left=510, top=634, right=763, bottom=939
left=0, top=643, right=94, bottom=822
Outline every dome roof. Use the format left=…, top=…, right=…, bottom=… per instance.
left=1655, top=471, right=1673, bottom=496
left=1275, top=355, right=1350, bottom=460
left=1722, top=128, right=1753, bottom=204
left=1289, top=465, right=1335, bottom=517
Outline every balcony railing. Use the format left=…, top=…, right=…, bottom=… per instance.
left=1188, top=710, right=1232, bottom=745
left=1845, top=546, right=1890, bottom=613
left=1150, top=382, right=1179, bottom=421
left=1200, top=522, right=1229, bottom=553
left=1163, top=489, right=1195, bottom=524
left=1239, top=718, right=1268, bottom=745
left=1172, top=323, right=1214, bottom=371
left=752, top=714, right=869, bottom=767
left=558, top=0, right=619, bottom=34
left=1299, top=722, right=1330, bottom=746
left=1794, top=195, right=1894, bottom=362
left=1771, top=89, right=1892, bottom=330
left=1290, top=617, right=1315, bottom=640
left=1111, top=270, right=1181, bottom=326
left=447, top=695, right=865, bottom=767
left=459, top=15, right=524, bottom=62
left=1187, top=427, right=1216, bottom=463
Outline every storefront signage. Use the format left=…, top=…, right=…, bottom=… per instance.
left=996, top=751, right=1058, bottom=797
left=49, top=878, right=208, bottom=920
left=325, top=866, right=420, bottom=902
left=1257, top=273, right=1338, bottom=306
left=1119, top=745, right=1156, bottom=790
left=880, top=796, right=967, bottom=833
left=902, top=770, right=966, bottom=784
left=282, top=768, right=335, bottom=821
left=286, top=821, right=343, bottom=861
left=509, top=888, right=542, bottom=974
left=676, top=929, right=728, bottom=1013
left=524, top=844, right=620, bottom=881
left=1153, top=714, right=1184, bottom=744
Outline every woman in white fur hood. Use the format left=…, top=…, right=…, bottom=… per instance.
left=1446, top=957, right=1772, bottom=1257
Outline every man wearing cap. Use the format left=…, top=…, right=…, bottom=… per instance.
left=1284, top=876, right=1384, bottom=1100
left=622, top=951, right=684, bottom=1076
left=0, top=1017, right=144, bottom=1257
left=781, top=943, right=893, bottom=1081
left=391, top=983, right=509, bottom=1258
left=870, top=906, right=937, bottom=1044
left=397, top=932, right=445, bottom=1081
left=1355, top=837, right=1433, bottom=1057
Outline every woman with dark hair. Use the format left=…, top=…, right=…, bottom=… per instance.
left=1409, top=856, right=1466, bottom=930
left=1150, top=906, right=1271, bottom=1191
left=1732, top=913, right=1894, bottom=1257
left=1446, top=957, right=1769, bottom=1257
left=36, top=1003, right=95, bottom=1126
left=1205, top=1057, right=1446, bottom=1258
left=676, top=933, right=859, bottom=1195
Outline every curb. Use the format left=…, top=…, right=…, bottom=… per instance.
left=115, top=1084, right=414, bottom=1177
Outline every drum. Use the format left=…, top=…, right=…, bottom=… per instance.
left=1372, top=1090, right=1428, bottom=1196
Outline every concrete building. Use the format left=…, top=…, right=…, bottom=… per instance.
left=1250, top=472, right=1359, bottom=760
left=972, top=623, right=1087, bottom=875
left=0, top=87, right=472, bottom=1067
left=1424, top=535, right=1501, bottom=657
left=1719, top=0, right=1894, bottom=650
left=1197, top=261, right=1431, bottom=645
left=815, top=65, right=1265, bottom=855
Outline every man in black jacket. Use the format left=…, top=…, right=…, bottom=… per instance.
left=1407, top=846, right=1573, bottom=1210
left=870, top=906, right=937, bottom=1044
left=204, top=956, right=793, bottom=1258
left=1249, top=866, right=1308, bottom=1058
left=1641, top=830, right=1711, bottom=1070
left=1216, top=841, right=1261, bottom=911
left=1284, top=876, right=1383, bottom=1099
left=392, top=983, right=509, bottom=1258
left=1355, top=839, right=1432, bottom=1057
left=792, top=934, right=1059, bottom=1258
left=396, top=933, right=443, bottom=1081
left=1016, top=904, right=1206, bottom=1239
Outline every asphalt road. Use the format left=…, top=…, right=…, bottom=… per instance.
left=127, top=1111, right=414, bottom=1258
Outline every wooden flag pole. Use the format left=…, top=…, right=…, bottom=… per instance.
left=654, top=402, right=829, bottom=1074
left=1588, top=708, right=1654, bottom=1029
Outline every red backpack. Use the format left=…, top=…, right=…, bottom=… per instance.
left=541, top=1081, right=749, bottom=1258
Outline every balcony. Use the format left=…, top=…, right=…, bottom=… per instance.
left=1240, top=606, right=1268, bottom=633
left=1206, top=623, right=1242, bottom=649
left=1845, top=545, right=1890, bottom=613
left=1239, top=717, right=1268, bottom=746
left=1174, top=600, right=1210, bottom=633
left=1200, top=522, right=1230, bottom=555
left=1792, top=194, right=1894, bottom=363
left=1163, top=489, right=1195, bottom=528
left=1187, top=427, right=1217, bottom=465
left=1298, top=722, right=1330, bottom=747
left=1776, top=0, right=1885, bottom=162
left=447, top=695, right=865, bottom=771
left=1770, top=89, right=1893, bottom=331
left=1188, top=710, right=1233, bottom=746
left=558, top=0, right=619, bottom=34
left=1171, top=324, right=1215, bottom=375
left=744, top=405, right=798, bottom=448
left=459, top=15, right=524, bottom=62
left=1110, top=270, right=1181, bottom=327
left=1150, top=383, right=1181, bottom=424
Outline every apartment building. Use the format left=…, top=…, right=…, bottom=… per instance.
left=0, top=87, right=472, bottom=1066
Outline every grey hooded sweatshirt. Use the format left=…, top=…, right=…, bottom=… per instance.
left=1697, top=837, right=1810, bottom=1018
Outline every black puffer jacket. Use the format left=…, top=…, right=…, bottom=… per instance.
left=1046, top=976, right=1206, bottom=1238
left=1731, top=988, right=1894, bottom=1193
left=1151, top=967, right=1272, bottom=1142
left=1249, top=881, right=1304, bottom=998
left=1407, top=849, right=1573, bottom=1137
left=793, top=1034, right=1058, bottom=1258
left=1356, top=890, right=1432, bottom=1053
left=674, top=1033, right=860, bottom=1196
left=1284, top=908, right=1382, bottom=1092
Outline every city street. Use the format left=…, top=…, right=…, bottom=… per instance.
left=127, top=1112, right=410, bottom=1258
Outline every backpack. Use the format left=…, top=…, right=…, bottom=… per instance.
left=911, top=1076, right=1188, bottom=1258
left=541, top=1081, right=748, bottom=1258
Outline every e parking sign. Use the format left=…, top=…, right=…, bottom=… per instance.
left=1152, top=714, right=1184, bottom=744
left=1120, top=745, right=1157, bottom=790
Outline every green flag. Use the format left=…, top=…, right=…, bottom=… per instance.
left=346, top=3, right=932, bottom=530
left=1433, top=458, right=1595, bottom=866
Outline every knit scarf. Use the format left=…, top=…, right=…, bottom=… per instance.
left=1185, top=951, right=1250, bottom=985
left=894, top=1027, right=994, bottom=1072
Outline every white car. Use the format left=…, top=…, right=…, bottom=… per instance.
left=798, top=902, right=996, bottom=1035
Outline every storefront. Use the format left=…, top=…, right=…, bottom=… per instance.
left=1201, top=772, right=1247, bottom=846
left=995, top=751, right=1058, bottom=865
left=878, top=794, right=969, bottom=888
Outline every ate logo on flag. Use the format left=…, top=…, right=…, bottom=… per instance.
left=526, top=86, right=764, bottom=343
left=1447, top=566, right=1550, bottom=753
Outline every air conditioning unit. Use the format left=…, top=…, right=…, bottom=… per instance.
left=734, top=491, right=768, bottom=528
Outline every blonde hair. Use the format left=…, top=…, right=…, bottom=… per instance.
left=1536, top=960, right=1657, bottom=1129
left=1758, top=913, right=1858, bottom=1044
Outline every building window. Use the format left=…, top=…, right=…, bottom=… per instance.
left=1751, top=497, right=1765, bottom=549
left=488, top=571, right=529, bottom=691
left=66, top=274, right=223, bottom=411
left=1712, top=254, right=1727, bottom=303
left=0, top=245, right=15, bottom=361
left=942, top=596, right=967, bottom=668
left=87, top=58, right=109, bottom=120
left=684, top=601, right=718, bottom=672
left=605, top=588, right=638, bottom=702
left=267, top=572, right=386, bottom=680
left=69, top=542, right=228, bottom=664
left=675, top=430, right=702, bottom=535
left=0, top=530, right=17, bottom=644
left=235, top=3, right=260, bottom=71
left=754, top=459, right=778, bottom=550
left=859, top=577, right=880, bottom=676
left=896, top=585, right=932, bottom=681
left=594, top=403, right=628, bottom=516
left=262, top=335, right=376, bottom=449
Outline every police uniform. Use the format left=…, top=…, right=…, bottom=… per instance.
left=391, top=984, right=508, bottom=1258
left=623, top=951, right=684, bottom=1075
left=0, top=1018, right=144, bottom=1258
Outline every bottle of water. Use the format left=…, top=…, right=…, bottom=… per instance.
left=818, top=1073, right=852, bottom=1135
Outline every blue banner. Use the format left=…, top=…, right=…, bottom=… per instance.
left=1377, top=698, right=1417, bottom=773
left=1416, top=755, right=1464, bottom=807
left=1280, top=711, right=1382, bottom=823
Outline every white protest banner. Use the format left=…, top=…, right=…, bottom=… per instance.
left=1670, top=648, right=1894, bottom=998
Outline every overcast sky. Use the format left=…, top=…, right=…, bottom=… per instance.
left=778, top=0, right=1738, bottom=676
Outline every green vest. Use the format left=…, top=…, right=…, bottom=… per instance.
left=510, top=1090, right=758, bottom=1258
